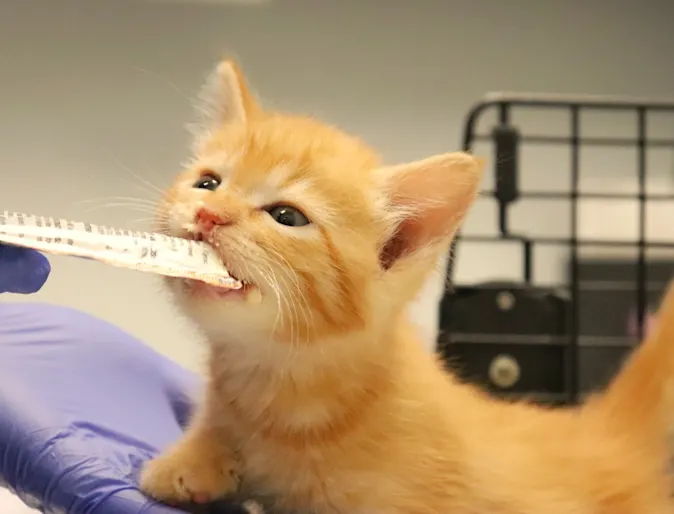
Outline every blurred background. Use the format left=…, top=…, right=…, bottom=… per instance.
left=1, top=0, right=673, bottom=381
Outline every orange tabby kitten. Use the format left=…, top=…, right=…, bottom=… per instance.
left=140, top=60, right=674, bottom=514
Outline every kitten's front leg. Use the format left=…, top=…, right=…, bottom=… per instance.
left=140, top=401, right=240, bottom=504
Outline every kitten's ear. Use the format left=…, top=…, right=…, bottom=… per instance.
left=193, top=59, right=262, bottom=132
left=375, top=152, right=484, bottom=270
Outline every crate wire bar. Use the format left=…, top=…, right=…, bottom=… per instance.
left=444, top=93, right=674, bottom=405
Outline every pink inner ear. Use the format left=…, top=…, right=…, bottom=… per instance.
left=378, top=153, right=482, bottom=270
left=380, top=222, right=412, bottom=271
left=379, top=212, right=445, bottom=271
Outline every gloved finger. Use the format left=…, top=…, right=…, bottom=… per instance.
left=91, top=488, right=187, bottom=514
left=97, top=488, right=256, bottom=514
left=0, top=245, right=51, bottom=294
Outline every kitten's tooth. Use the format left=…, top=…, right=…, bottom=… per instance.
left=247, top=286, right=262, bottom=305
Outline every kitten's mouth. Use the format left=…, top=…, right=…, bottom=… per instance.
left=182, top=278, right=258, bottom=303
left=182, top=230, right=261, bottom=304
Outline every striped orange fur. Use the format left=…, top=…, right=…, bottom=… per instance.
left=141, top=60, right=674, bottom=514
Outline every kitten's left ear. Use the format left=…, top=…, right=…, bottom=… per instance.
left=193, top=59, right=262, bottom=133
left=375, top=152, right=484, bottom=270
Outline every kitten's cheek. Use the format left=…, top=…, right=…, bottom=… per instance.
left=163, top=200, right=199, bottom=237
left=247, top=286, right=263, bottom=305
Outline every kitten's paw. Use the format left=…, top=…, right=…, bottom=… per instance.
left=140, top=444, right=240, bottom=504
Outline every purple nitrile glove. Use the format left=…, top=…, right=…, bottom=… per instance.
left=0, top=245, right=51, bottom=294
left=0, top=302, right=254, bottom=514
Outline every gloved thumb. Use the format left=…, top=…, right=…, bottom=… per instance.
left=95, top=488, right=187, bottom=514
left=100, top=489, right=256, bottom=514
left=0, top=245, right=50, bottom=294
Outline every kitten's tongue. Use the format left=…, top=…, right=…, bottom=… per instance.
left=187, top=280, right=262, bottom=304
left=189, top=280, right=245, bottom=300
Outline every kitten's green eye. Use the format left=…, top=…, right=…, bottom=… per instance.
left=266, top=205, right=310, bottom=227
left=193, top=173, right=221, bottom=191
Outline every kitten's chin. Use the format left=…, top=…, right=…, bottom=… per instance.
left=169, top=229, right=260, bottom=303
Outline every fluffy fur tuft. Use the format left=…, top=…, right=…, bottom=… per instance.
left=140, top=59, right=674, bottom=514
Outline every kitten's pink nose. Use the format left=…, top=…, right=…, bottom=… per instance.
left=195, top=207, right=229, bottom=233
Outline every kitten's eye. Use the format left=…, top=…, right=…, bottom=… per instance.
left=192, top=173, right=221, bottom=191
left=266, top=205, right=311, bottom=227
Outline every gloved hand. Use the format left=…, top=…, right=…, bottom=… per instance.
left=0, top=302, right=254, bottom=514
left=0, top=245, right=51, bottom=294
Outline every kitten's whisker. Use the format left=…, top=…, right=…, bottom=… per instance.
left=251, top=259, right=285, bottom=363
left=226, top=246, right=282, bottom=358
left=255, top=259, right=287, bottom=337
left=75, top=196, right=159, bottom=207
left=262, top=252, right=309, bottom=364
left=107, top=204, right=158, bottom=213
left=258, top=259, right=301, bottom=369
left=127, top=217, right=164, bottom=228
left=131, top=66, right=193, bottom=103
left=113, top=159, right=169, bottom=199
left=265, top=248, right=314, bottom=347
left=80, top=203, right=159, bottom=215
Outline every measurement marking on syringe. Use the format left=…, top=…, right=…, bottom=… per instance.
left=0, top=211, right=240, bottom=288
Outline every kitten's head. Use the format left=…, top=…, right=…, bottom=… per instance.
left=157, top=60, right=483, bottom=346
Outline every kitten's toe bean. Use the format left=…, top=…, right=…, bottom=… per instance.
left=140, top=448, right=240, bottom=505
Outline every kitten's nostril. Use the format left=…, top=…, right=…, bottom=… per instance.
left=195, top=207, right=226, bottom=233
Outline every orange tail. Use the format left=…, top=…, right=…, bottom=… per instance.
left=598, top=280, right=674, bottom=440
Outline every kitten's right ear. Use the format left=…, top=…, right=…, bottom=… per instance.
left=374, top=152, right=484, bottom=271
left=193, top=59, right=262, bottom=134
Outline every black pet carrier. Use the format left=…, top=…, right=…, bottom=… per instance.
left=438, top=93, right=674, bottom=405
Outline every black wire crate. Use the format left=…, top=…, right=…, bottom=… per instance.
left=438, top=93, right=674, bottom=405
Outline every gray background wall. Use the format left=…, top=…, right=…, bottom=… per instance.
left=1, top=0, right=673, bottom=370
